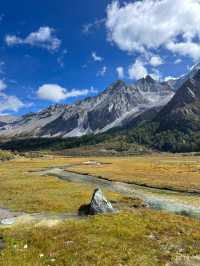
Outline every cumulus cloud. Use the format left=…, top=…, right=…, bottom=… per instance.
left=0, top=94, right=24, bottom=113
left=116, top=66, right=124, bottom=78
left=166, top=41, right=200, bottom=61
left=5, top=27, right=61, bottom=51
left=106, top=0, right=200, bottom=60
left=149, top=55, right=163, bottom=67
left=91, top=52, right=103, bottom=62
left=0, top=79, right=24, bottom=113
left=37, top=84, right=96, bottom=102
left=128, top=60, right=148, bottom=80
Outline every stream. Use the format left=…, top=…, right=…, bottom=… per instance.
left=40, top=167, right=200, bottom=219
left=1, top=164, right=200, bottom=227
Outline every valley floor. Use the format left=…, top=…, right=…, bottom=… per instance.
left=0, top=155, right=200, bottom=265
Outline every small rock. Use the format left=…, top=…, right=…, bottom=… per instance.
left=79, top=188, right=116, bottom=215
left=90, top=188, right=115, bottom=214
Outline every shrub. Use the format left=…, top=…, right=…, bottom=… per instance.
left=0, top=149, right=15, bottom=161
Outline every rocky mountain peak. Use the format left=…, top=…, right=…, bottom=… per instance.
left=0, top=74, right=175, bottom=139
left=168, top=62, right=200, bottom=91
left=190, top=62, right=200, bottom=73
left=144, top=75, right=155, bottom=83
left=106, top=80, right=127, bottom=94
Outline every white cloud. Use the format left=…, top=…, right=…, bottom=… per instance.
left=106, top=0, right=200, bottom=60
left=149, top=55, right=163, bottom=67
left=37, top=84, right=95, bottom=102
left=97, top=66, right=107, bottom=76
left=0, top=79, right=24, bottom=113
left=116, top=66, right=124, bottom=79
left=91, top=52, right=103, bottom=62
left=5, top=27, right=61, bottom=51
left=167, top=41, right=200, bottom=61
left=128, top=60, right=148, bottom=80
left=0, top=94, right=24, bottom=113
left=164, top=76, right=177, bottom=81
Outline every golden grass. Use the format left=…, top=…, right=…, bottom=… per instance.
left=1, top=210, right=200, bottom=266
left=67, top=155, right=200, bottom=192
left=0, top=156, right=122, bottom=213
left=0, top=155, right=200, bottom=265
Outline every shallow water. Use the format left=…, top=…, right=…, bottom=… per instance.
left=41, top=168, right=200, bottom=219
left=0, top=209, right=82, bottom=226
left=1, top=166, right=200, bottom=226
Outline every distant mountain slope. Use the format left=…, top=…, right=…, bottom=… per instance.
left=119, top=68, right=200, bottom=152
left=167, top=62, right=200, bottom=91
left=156, top=69, right=200, bottom=132
left=0, top=77, right=174, bottom=140
left=0, top=115, right=21, bottom=127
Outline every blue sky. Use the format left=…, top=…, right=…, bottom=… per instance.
left=0, top=0, right=200, bottom=115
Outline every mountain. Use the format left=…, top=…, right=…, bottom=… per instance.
left=0, top=77, right=174, bottom=140
left=155, top=69, right=200, bottom=132
left=118, top=67, right=200, bottom=152
left=167, top=62, right=200, bottom=91
left=0, top=116, right=21, bottom=127
left=2, top=63, right=200, bottom=153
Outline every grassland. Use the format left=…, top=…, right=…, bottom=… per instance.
left=67, top=155, right=200, bottom=193
left=0, top=156, right=123, bottom=213
left=0, top=155, right=200, bottom=266
left=1, top=210, right=200, bottom=266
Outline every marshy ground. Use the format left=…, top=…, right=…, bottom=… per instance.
left=0, top=154, right=200, bottom=265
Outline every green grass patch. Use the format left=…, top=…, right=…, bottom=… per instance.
left=1, top=210, right=200, bottom=266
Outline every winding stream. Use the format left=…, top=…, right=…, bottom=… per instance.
left=40, top=167, right=200, bottom=219
left=1, top=164, right=200, bottom=227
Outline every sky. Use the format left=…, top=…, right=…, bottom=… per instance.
left=0, top=0, right=200, bottom=115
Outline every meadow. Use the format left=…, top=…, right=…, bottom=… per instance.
left=0, top=154, right=200, bottom=266
left=67, top=154, right=200, bottom=192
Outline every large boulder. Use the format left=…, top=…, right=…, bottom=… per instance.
left=79, top=188, right=115, bottom=215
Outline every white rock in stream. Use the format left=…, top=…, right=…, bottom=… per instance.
left=90, top=188, right=115, bottom=215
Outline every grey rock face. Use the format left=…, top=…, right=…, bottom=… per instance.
left=78, top=188, right=115, bottom=215
left=167, top=62, right=200, bottom=91
left=89, top=188, right=115, bottom=215
left=0, top=77, right=174, bottom=139
left=156, top=70, right=200, bottom=132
